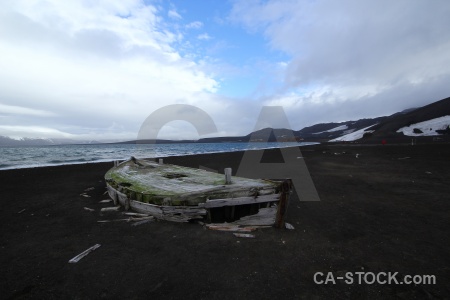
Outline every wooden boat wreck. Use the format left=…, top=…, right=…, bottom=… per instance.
left=105, top=157, right=291, bottom=226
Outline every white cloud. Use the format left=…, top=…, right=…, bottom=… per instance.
left=1, top=0, right=450, bottom=142
left=0, top=125, right=75, bottom=139
left=0, top=0, right=224, bottom=140
left=186, top=21, right=203, bottom=29
left=0, top=103, right=55, bottom=117
left=230, top=0, right=450, bottom=124
left=168, top=9, right=182, bottom=20
left=197, top=33, right=212, bottom=40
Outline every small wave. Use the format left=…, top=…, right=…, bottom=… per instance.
left=48, top=158, right=88, bottom=164
left=0, top=163, right=13, bottom=169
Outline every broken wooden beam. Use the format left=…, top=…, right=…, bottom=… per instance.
left=206, top=224, right=257, bottom=232
left=101, top=206, right=120, bottom=212
left=68, top=244, right=101, bottom=263
left=233, top=233, right=255, bottom=238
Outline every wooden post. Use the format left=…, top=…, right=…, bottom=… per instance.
left=274, top=179, right=292, bottom=228
left=224, top=168, right=232, bottom=184
left=114, top=160, right=119, bottom=167
left=159, top=158, right=163, bottom=165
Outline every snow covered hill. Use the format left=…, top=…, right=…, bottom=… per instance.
left=397, top=116, right=450, bottom=136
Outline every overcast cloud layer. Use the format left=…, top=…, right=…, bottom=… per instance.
left=1, top=0, right=449, bottom=141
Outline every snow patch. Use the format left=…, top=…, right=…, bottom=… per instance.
left=312, top=124, right=348, bottom=134
left=329, top=125, right=376, bottom=142
left=397, top=116, right=450, bottom=136
left=342, top=129, right=355, bottom=135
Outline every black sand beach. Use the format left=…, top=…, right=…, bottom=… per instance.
left=1, top=143, right=449, bottom=299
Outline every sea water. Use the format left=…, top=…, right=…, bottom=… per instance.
left=0, top=142, right=316, bottom=170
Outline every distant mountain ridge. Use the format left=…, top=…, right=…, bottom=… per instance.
left=1, top=96, right=449, bottom=146
left=0, top=136, right=103, bottom=146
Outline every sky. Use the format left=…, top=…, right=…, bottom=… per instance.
left=1, top=0, right=450, bottom=141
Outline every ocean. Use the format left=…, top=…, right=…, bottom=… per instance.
left=0, top=142, right=316, bottom=170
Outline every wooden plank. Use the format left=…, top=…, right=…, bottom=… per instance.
left=233, top=233, right=255, bottom=238
left=285, top=222, right=295, bottom=230
left=206, top=224, right=257, bottom=232
left=106, top=184, right=118, bottom=205
left=101, top=206, right=120, bottom=212
left=130, top=200, right=163, bottom=216
left=201, top=194, right=279, bottom=208
left=131, top=219, right=154, bottom=226
left=161, top=206, right=207, bottom=216
left=123, top=212, right=149, bottom=217
left=68, top=244, right=101, bottom=263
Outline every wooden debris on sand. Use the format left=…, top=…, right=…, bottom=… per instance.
left=68, top=244, right=101, bottom=263
left=100, top=207, right=120, bottom=212
left=99, top=199, right=112, bottom=203
left=131, top=218, right=154, bottom=226
left=83, top=207, right=94, bottom=212
left=123, top=212, right=149, bottom=217
left=97, top=216, right=154, bottom=223
left=285, top=222, right=295, bottom=230
left=233, top=233, right=255, bottom=238
left=206, top=224, right=257, bottom=232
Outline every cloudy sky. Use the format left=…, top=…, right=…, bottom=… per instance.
left=1, top=0, right=450, bottom=141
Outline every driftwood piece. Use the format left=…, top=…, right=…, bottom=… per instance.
left=233, top=233, right=255, bottom=238
left=84, top=187, right=95, bottom=192
left=97, top=219, right=129, bottom=223
left=97, top=216, right=154, bottom=223
left=18, top=209, right=26, bottom=214
left=101, top=206, right=120, bottom=212
left=123, top=212, right=149, bottom=217
left=80, top=194, right=91, bottom=198
left=131, top=219, right=154, bottom=226
left=206, top=224, right=257, bottom=232
left=99, top=199, right=113, bottom=203
left=83, top=207, right=94, bottom=212
left=68, top=244, right=101, bottom=263
left=285, top=222, right=295, bottom=230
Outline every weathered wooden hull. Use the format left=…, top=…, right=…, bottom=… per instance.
left=105, top=158, right=289, bottom=224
